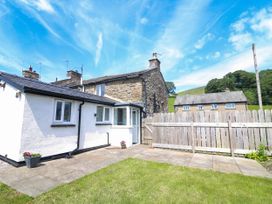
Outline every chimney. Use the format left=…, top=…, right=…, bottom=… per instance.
left=149, top=53, right=160, bottom=69
left=22, top=66, right=40, bottom=80
left=67, top=70, right=81, bottom=81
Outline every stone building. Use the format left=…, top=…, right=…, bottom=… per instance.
left=174, top=91, right=248, bottom=112
left=53, top=54, right=168, bottom=116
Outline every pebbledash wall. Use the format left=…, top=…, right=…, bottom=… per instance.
left=0, top=83, right=139, bottom=162
left=84, top=68, right=168, bottom=115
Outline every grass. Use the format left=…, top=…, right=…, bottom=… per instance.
left=168, top=96, right=175, bottom=112
left=178, top=86, right=205, bottom=96
left=0, top=183, right=32, bottom=204
left=1, top=158, right=272, bottom=204
left=248, top=105, right=272, bottom=110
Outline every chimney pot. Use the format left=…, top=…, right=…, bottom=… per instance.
left=149, top=53, right=160, bottom=69
left=67, top=70, right=82, bottom=80
left=22, top=66, right=40, bottom=80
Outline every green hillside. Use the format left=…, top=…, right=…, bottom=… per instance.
left=168, top=86, right=205, bottom=112
left=177, top=86, right=205, bottom=96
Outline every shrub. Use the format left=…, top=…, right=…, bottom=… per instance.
left=245, top=144, right=268, bottom=162
left=23, top=152, right=41, bottom=158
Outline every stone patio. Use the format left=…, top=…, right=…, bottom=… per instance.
left=0, top=145, right=271, bottom=197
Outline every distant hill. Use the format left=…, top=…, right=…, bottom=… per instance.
left=168, top=86, right=205, bottom=112
left=177, top=86, right=205, bottom=96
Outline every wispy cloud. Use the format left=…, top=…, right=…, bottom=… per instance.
left=153, top=0, right=212, bottom=72
left=95, top=32, right=103, bottom=66
left=194, top=33, right=214, bottom=49
left=19, top=0, right=55, bottom=13
left=174, top=43, right=272, bottom=88
left=140, top=17, right=148, bottom=25
left=229, top=7, right=272, bottom=51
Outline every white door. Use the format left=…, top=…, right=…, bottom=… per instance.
left=132, top=109, right=139, bottom=144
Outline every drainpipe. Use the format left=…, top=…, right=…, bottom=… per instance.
left=71, top=101, right=85, bottom=155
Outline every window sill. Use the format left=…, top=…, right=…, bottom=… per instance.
left=111, top=126, right=133, bottom=129
left=51, top=124, right=76, bottom=127
left=95, top=122, right=112, bottom=126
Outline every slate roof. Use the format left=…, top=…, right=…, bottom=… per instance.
left=174, top=91, right=247, bottom=106
left=83, top=68, right=155, bottom=85
left=0, top=72, right=116, bottom=105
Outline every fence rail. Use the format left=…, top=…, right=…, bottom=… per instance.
left=141, top=110, right=272, bottom=156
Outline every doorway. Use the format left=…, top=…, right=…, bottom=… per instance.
left=132, top=109, right=140, bottom=144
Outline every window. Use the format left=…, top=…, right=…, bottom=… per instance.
left=114, top=108, right=127, bottom=125
left=183, top=105, right=190, bottom=111
left=197, top=105, right=204, bottom=110
left=96, top=106, right=110, bottom=123
left=211, top=104, right=218, bottom=110
left=225, top=103, right=236, bottom=109
left=96, top=84, right=105, bottom=96
left=54, top=100, right=72, bottom=123
left=96, top=106, right=104, bottom=122
left=104, top=108, right=110, bottom=121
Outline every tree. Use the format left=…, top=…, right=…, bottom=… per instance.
left=166, top=82, right=176, bottom=95
left=205, top=69, right=272, bottom=105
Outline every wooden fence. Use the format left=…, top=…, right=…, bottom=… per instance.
left=142, top=110, right=272, bottom=155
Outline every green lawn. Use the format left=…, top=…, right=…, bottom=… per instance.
left=0, top=183, right=32, bottom=204
left=1, top=158, right=272, bottom=204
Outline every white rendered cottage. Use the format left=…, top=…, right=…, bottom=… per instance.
left=0, top=72, right=142, bottom=166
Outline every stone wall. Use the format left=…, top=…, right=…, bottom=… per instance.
left=142, top=68, right=168, bottom=115
left=175, top=102, right=247, bottom=112
left=84, top=78, right=143, bottom=102
left=83, top=68, right=168, bottom=116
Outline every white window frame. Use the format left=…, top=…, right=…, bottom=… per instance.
left=211, top=104, right=218, bottom=110
left=53, top=100, right=73, bottom=123
left=183, top=105, right=190, bottom=111
left=96, top=106, right=111, bottom=123
left=96, top=84, right=105, bottom=96
left=197, top=105, right=204, bottom=110
left=113, top=107, right=129, bottom=126
left=225, top=103, right=236, bottom=110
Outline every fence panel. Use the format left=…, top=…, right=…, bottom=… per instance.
left=141, top=110, right=272, bottom=155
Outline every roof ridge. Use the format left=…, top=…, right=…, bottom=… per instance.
left=84, top=67, right=157, bottom=84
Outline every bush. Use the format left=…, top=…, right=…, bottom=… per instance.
left=245, top=144, right=268, bottom=162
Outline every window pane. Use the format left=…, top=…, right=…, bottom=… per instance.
left=64, top=102, right=72, bottom=122
left=96, top=106, right=103, bottom=122
left=101, top=84, right=105, bottom=96
left=55, top=101, right=62, bottom=121
left=96, top=85, right=101, bottom=96
left=114, top=108, right=127, bottom=125
left=104, top=108, right=110, bottom=121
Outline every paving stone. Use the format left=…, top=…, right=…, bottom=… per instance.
left=188, top=154, right=213, bottom=170
left=0, top=145, right=271, bottom=197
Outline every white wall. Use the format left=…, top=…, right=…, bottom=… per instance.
left=0, top=83, right=25, bottom=161
left=80, top=103, right=111, bottom=149
left=20, top=94, right=80, bottom=161
left=110, top=127, right=133, bottom=147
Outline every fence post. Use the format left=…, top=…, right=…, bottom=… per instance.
left=228, top=120, right=235, bottom=157
left=191, top=124, right=195, bottom=153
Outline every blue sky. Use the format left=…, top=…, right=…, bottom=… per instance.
left=0, top=0, right=272, bottom=91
